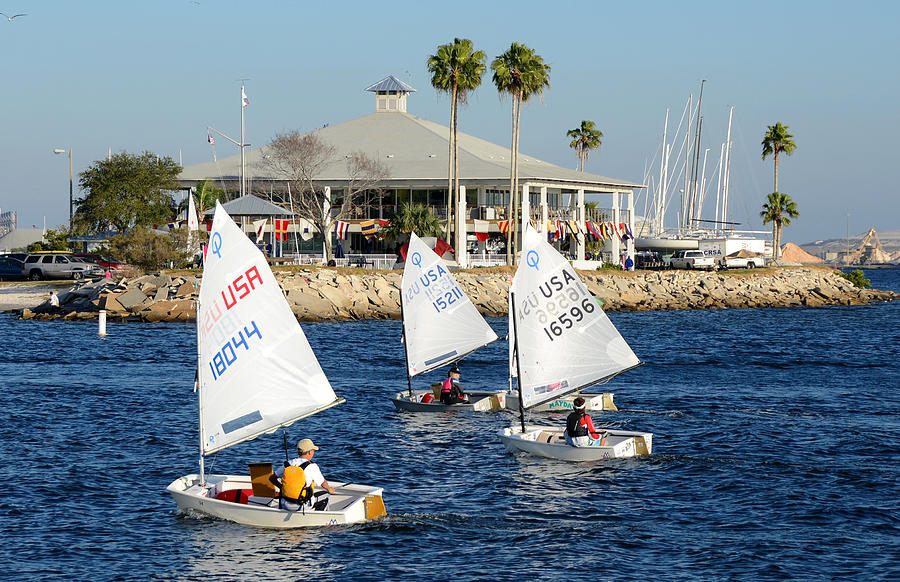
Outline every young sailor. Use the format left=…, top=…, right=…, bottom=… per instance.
left=440, top=365, right=468, bottom=404
left=271, top=438, right=336, bottom=511
left=564, top=397, right=607, bottom=447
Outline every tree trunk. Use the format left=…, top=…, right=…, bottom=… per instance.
left=446, top=86, right=457, bottom=241
left=506, top=97, right=517, bottom=266
left=774, top=149, right=779, bottom=194
left=512, top=91, right=523, bottom=264
left=453, top=85, right=461, bottom=263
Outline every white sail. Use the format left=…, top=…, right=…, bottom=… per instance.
left=402, top=232, right=498, bottom=377
left=511, top=225, right=639, bottom=410
left=198, top=202, right=338, bottom=455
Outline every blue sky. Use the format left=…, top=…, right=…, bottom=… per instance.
left=2, top=0, right=897, bottom=244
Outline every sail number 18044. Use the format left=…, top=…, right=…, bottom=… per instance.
left=208, top=320, right=262, bottom=380
left=541, top=297, right=596, bottom=341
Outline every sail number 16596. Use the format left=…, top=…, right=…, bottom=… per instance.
left=542, top=297, right=596, bottom=341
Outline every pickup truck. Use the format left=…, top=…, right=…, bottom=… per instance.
left=721, top=256, right=766, bottom=269
left=669, top=250, right=717, bottom=271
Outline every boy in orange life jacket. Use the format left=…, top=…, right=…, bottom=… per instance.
left=440, top=365, right=468, bottom=404
left=564, top=397, right=607, bottom=447
left=271, top=438, right=336, bottom=511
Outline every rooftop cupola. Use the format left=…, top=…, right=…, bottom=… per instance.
left=365, top=75, right=416, bottom=112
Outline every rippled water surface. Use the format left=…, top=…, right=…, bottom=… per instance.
left=2, top=269, right=898, bottom=581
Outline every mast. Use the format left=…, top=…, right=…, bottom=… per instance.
left=399, top=283, right=413, bottom=398
left=195, top=294, right=205, bottom=485
left=688, top=80, right=706, bottom=230
left=657, top=109, right=669, bottom=235
left=509, top=291, right=526, bottom=433
left=722, top=106, right=734, bottom=231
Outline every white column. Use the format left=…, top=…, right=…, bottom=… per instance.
left=611, top=192, right=621, bottom=262
left=576, top=188, right=586, bottom=261
left=627, top=190, right=635, bottom=270
left=540, top=186, right=548, bottom=238
left=456, top=185, right=468, bottom=267
left=521, top=184, right=530, bottom=236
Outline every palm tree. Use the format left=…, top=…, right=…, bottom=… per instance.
left=381, top=202, right=443, bottom=242
left=183, top=179, right=226, bottom=219
left=761, top=122, right=797, bottom=194
left=427, top=38, right=487, bottom=244
left=760, top=191, right=799, bottom=260
left=492, top=42, right=551, bottom=265
left=567, top=120, right=603, bottom=172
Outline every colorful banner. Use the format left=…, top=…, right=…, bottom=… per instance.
left=334, top=220, right=349, bottom=239
left=360, top=219, right=376, bottom=240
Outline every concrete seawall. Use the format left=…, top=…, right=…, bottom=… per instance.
left=17, top=266, right=897, bottom=322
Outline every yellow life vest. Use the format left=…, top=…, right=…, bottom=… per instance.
left=282, top=464, right=314, bottom=503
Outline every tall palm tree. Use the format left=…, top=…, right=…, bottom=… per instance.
left=427, top=38, right=487, bottom=244
left=492, top=42, right=551, bottom=264
left=567, top=120, right=603, bottom=172
left=760, top=191, right=799, bottom=260
left=761, top=122, right=797, bottom=194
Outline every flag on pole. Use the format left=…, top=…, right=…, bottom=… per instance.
left=335, top=220, right=349, bottom=239
left=360, top=219, right=376, bottom=240
left=274, top=219, right=289, bottom=241
left=498, top=220, right=510, bottom=234
left=207, top=131, right=215, bottom=146
left=252, top=219, right=267, bottom=243
left=187, top=194, right=199, bottom=231
left=241, top=87, right=250, bottom=107
left=473, top=219, right=490, bottom=242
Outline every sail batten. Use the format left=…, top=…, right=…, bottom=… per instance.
left=402, top=233, right=498, bottom=377
left=198, top=202, right=339, bottom=455
left=511, top=226, right=640, bottom=411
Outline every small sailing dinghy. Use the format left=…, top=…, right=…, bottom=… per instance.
left=167, top=202, right=386, bottom=528
left=499, top=226, right=653, bottom=461
left=391, top=232, right=504, bottom=412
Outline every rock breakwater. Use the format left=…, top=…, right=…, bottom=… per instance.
left=17, top=266, right=896, bottom=323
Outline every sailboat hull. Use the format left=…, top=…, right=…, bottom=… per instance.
left=499, top=425, right=653, bottom=461
left=391, top=390, right=505, bottom=412
left=166, top=474, right=386, bottom=529
left=504, top=392, right=618, bottom=413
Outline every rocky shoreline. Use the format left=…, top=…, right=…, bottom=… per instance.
left=14, top=266, right=897, bottom=323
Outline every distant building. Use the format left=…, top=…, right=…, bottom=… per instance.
left=179, top=76, right=644, bottom=264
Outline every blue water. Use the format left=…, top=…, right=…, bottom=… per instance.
left=2, top=269, right=898, bottom=581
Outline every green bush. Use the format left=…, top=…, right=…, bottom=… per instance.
left=839, top=269, right=871, bottom=288
left=108, top=226, right=193, bottom=271
left=597, top=261, right=622, bottom=271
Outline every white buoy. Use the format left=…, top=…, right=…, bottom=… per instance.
left=98, top=310, right=107, bottom=336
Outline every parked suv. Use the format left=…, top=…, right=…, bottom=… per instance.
left=72, top=253, right=127, bottom=271
left=669, top=250, right=717, bottom=271
left=22, top=252, right=105, bottom=280
left=634, top=251, right=664, bottom=270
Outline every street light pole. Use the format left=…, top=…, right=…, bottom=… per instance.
left=53, top=148, right=73, bottom=228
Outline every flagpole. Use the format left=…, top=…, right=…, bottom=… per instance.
left=287, top=183, right=301, bottom=260
left=240, top=82, right=246, bottom=197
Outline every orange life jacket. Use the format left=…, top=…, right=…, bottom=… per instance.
left=282, top=463, right=314, bottom=503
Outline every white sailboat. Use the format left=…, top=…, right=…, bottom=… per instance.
left=499, top=226, right=653, bottom=461
left=167, top=202, right=386, bottom=527
left=391, top=232, right=504, bottom=412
